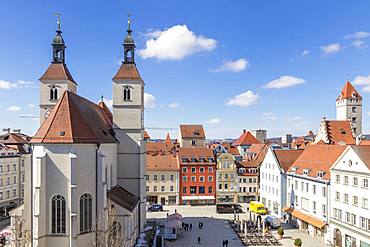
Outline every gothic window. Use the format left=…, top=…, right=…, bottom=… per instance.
left=79, top=194, right=92, bottom=233
left=51, top=195, right=66, bottom=234
left=50, top=87, right=58, bottom=101
left=123, top=86, right=131, bottom=101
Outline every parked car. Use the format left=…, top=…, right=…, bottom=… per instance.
left=264, top=215, right=281, bottom=228
left=216, top=203, right=243, bottom=214
left=147, top=204, right=163, bottom=212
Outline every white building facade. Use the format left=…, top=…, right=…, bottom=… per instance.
left=329, top=145, right=370, bottom=247
left=259, top=148, right=302, bottom=218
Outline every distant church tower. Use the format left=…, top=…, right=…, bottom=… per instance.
left=112, top=17, right=146, bottom=229
left=39, top=16, right=77, bottom=124
left=336, top=81, right=362, bottom=136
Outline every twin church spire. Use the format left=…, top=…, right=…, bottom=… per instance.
left=49, top=14, right=135, bottom=64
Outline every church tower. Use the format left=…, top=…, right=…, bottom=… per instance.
left=336, top=81, right=362, bottom=136
left=112, top=17, right=146, bottom=229
left=39, top=16, right=77, bottom=124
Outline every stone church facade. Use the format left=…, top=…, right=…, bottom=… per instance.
left=18, top=17, right=146, bottom=247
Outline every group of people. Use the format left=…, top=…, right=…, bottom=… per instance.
left=222, top=239, right=229, bottom=247
left=181, top=222, right=192, bottom=231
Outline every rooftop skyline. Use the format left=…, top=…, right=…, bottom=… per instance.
left=1, top=1, right=370, bottom=139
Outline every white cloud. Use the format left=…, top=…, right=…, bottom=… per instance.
left=320, top=43, right=341, bottom=55
left=0, top=80, right=17, bottom=89
left=206, top=118, right=221, bottom=124
left=353, top=74, right=370, bottom=92
left=0, top=80, right=36, bottom=90
left=344, top=31, right=370, bottom=39
left=301, top=50, right=309, bottom=56
left=262, top=112, right=277, bottom=121
left=168, top=102, right=180, bottom=108
left=28, top=103, right=36, bottom=108
left=350, top=40, right=365, bottom=49
left=8, top=106, right=21, bottom=112
left=226, top=90, right=259, bottom=107
left=264, top=75, right=305, bottom=89
left=144, top=93, right=156, bottom=108
left=212, top=58, right=249, bottom=72
left=139, top=25, right=217, bottom=60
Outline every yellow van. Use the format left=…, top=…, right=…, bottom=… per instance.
left=249, top=201, right=267, bottom=215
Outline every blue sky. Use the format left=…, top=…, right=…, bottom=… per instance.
left=1, top=1, right=370, bottom=139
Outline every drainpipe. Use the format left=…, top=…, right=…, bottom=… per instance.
left=95, top=144, right=100, bottom=246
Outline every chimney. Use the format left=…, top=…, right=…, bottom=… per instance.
left=243, top=129, right=246, bottom=133
left=2, top=128, right=10, bottom=133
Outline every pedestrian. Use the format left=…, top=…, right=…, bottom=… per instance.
left=198, top=236, right=201, bottom=244
left=190, top=223, right=192, bottom=230
left=222, top=240, right=225, bottom=247
left=225, top=239, right=228, bottom=247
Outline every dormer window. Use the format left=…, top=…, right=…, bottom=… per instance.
left=123, top=86, right=131, bottom=101
left=193, top=131, right=200, bottom=136
left=207, top=157, right=214, bottom=163
left=199, top=157, right=206, bottom=163
left=291, top=167, right=297, bottom=173
left=182, top=157, right=187, bottom=163
left=303, top=169, right=310, bottom=175
left=191, top=157, right=197, bottom=163
left=317, top=171, right=325, bottom=178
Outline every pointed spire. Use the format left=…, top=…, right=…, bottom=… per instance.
left=165, top=133, right=172, bottom=145
left=52, top=13, right=66, bottom=64
left=123, top=13, right=135, bottom=63
left=100, top=94, right=104, bottom=103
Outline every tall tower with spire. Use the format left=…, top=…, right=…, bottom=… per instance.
left=112, top=16, right=146, bottom=229
left=39, top=15, right=77, bottom=124
left=336, top=81, right=362, bottom=136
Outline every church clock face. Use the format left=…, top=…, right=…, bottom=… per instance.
left=44, top=108, right=53, bottom=119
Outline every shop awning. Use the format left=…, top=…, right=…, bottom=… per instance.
left=284, top=207, right=326, bottom=229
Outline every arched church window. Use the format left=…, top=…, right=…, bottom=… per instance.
left=50, top=87, right=58, bottom=101
left=54, top=88, right=58, bottom=100
left=123, top=87, right=131, bottom=101
left=79, top=193, right=92, bottom=233
left=50, top=88, right=54, bottom=100
left=51, top=195, right=66, bottom=234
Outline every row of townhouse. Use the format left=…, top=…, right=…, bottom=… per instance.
left=0, top=131, right=31, bottom=216
left=259, top=81, right=370, bottom=247
left=145, top=125, right=267, bottom=206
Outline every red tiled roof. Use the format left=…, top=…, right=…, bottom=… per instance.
left=359, top=140, right=370, bottom=146
left=233, top=131, right=260, bottom=146
left=146, top=153, right=179, bottom=171
left=165, top=133, right=172, bottom=145
left=0, top=133, right=29, bottom=144
left=113, top=63, right=141, bottom=80
left=336, top=81, right=362, bottom=101
left=32, top=91, right=116, bottom=144
left=39, top=63, right=76, bottom=84
left=289, top=144, right=347, bottom=179
left=179, top=125, right=205, bottom=138
left=98, top=101, right=113, bottom=125
left=178, top=147, right=215, bottom=165
left=273, top=149, right=303, bottom=172
left=240, top=144, right=269, bottom=168
left=325, top=120, right=355, bottom=145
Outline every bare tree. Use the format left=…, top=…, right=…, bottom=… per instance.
left=93, top=203, right=125, bottom=247
left=11, top=216, right=31, bottom=247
